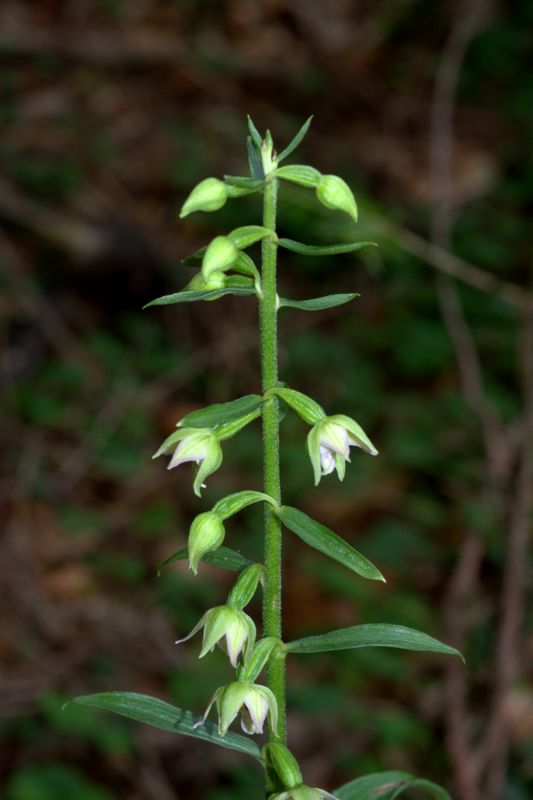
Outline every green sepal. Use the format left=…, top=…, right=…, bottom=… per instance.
left=228, top=225, right=274, bottom=249
left=158, top=545, right=253, bottom=574
left=334, top=771, right=452, bottom=800
left=270, top=387, right=326, bottom=425
left=277, top=506, right=385, bottom=582
left=273, top=165, right=321, bottom=188
left=71, top=692, right=261, bottom=760
left=178, top=395, right=263, bottom=429
left=213, top=490, right=277, bottom=520
left=143, top=286, right=255, bottom=308
left=279, top=294, right=359, bottom=312
left=247, top=115, right=263, bottom=148
left=227, top=564, right=264, bottom=610
left=278, top=238, right=376, bottom=256
left=239, top=637, right=281, bottom=683
left=215, top=408, right=262, bottom=440
left=152, top=426, right=197, bottom=459
left=285, top=623, right=462, bottom=659
left=277, top=116, right=313, bottom=162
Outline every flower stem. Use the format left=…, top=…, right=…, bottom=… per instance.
left=260, top=175, right=286, bottom=743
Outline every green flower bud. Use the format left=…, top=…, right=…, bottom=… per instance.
left=180, top=177, right=228, bottom=218
left=270, top=786, right=338, bottom=800
left=263, top=742, right=303, bottom=790
left=188, top=511, right=225, bottom=574
left=307, top=414, right=377, bottom=485
left=316, top=175, right=358, bottom=222
left=202, top=236, right=239, bottom=281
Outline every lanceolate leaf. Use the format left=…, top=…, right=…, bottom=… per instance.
left=274, top=164, right=321, bottom=188
left=247, top=115, right=263, bottom=148
left=285, top=623, right=461, bottom=658
left=277, top=506, right=385, bottom=582
left=72, top=692, right=261, bottom=760
left=334, top=772, right=414, bottom=800
left=247, top=136, right=264, bottom=180
left=279, top=293, right=359, bottom=312
left=158, top=545, right=253, bottom=574
left=224, top=175, right=264, bottom=190
left=277, top=115, right=314, bottom=162
left=228, top=225, right=273, bottom=249
left=271, top=388, right=325, bottom=425
left=278, top=238, right=377, bottom=256
left=178, top=395, right=263, bottom=429
left=334, top=772, right=452, bottom=800
left=144, top=287, right=255, bottom=308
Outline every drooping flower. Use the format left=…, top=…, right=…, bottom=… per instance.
left=187, top=511, right=225, bottom=574
left=194, top=680, right=278, bottom=736
left=153, top=428, right=223, bottom=497
left=269, top=786, right=339, bottom=800
left=179, top=177, right=228, bottom=218
left=175, top=605, right=255, bottom=668
left=307, top=414, right=378, bottom=485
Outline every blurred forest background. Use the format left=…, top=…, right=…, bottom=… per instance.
left=1, top=1, right=532, bottom=799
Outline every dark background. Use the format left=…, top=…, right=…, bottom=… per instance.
left=1, top=2, right=532, bottom=799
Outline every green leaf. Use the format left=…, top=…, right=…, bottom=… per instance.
left=213, top=490, right=276, bottom=519
left=178, top=395, right=263, bottom=429
left=279, top=293, right=359, bottom=312
left=277, top=115, right=314, bottom=162
left=271, top=387, right=325, bottom=425
left=334, top=772, right=413, bottom=800
left=158, top=545, right=253, bottom=574
left=278, top=238, right=377, bottom=256
left=273, top=164, right=321, bottom=188
left=285, top=623, right=461, bottom=658
left=247, top=136, right=264, bottom=180
left=277, top=506, right=385, bottom=582
left=144, top=287, right=255, bottom=308
left=247, top=115, right=263, bottom=148
left=335, top=772, right=452, bottom=800
left=72, top=692, right=261, bottom=760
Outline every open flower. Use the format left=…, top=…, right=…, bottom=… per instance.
left=307, top=414, right=378, bottom=485
left=194, top=680, right=278, bottom=736
left=176, top=605, right=255, bottom=668
left=270, top=787, right=338, bottom=800
left=153, top=427, right=222, bottom=497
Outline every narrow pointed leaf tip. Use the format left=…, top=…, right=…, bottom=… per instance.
left=158, top=545, right=253, bottom=574
left=285, top=623, right=462, bottom=659
left=143, top=286, right=255, bottom=308
left=72, top=692, right=261, bottom=760
left=278, top=239, right=376, bottom=256
left=277, top=115, right=314, bottom=162
left=277, top=506, right=385, bottom=582
left=334, top=771, right=452, bottom=800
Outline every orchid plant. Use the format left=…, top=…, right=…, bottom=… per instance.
left=73, top=118, right=461, bottom=799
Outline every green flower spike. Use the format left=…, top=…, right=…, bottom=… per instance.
left=270, top=787, right=338, bottom=800
left=188, top=511, right=226, bottom=574
left=202, top=236, right=239, bottom=281
left=307, top=414, right=378, bottom=485
left=180, top=177, right=228, bottom=217
left=175, top=605, right=256, bottom=668
left=154, top=427, right=223, bottom=497
left=316, top=174, right=358, bottom=222
left=194, top=680, right=278, bottom=736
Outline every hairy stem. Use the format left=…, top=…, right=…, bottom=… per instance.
left=260, top=175, right=285, bottom=742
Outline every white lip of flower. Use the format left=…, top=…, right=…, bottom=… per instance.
left=307, top=414, right=378, bottom=485
left=193, top=681, right=278, bottom=736
left=175, top=606, right=255, bottom=668
left=153, top=427, right=223, bottom=497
